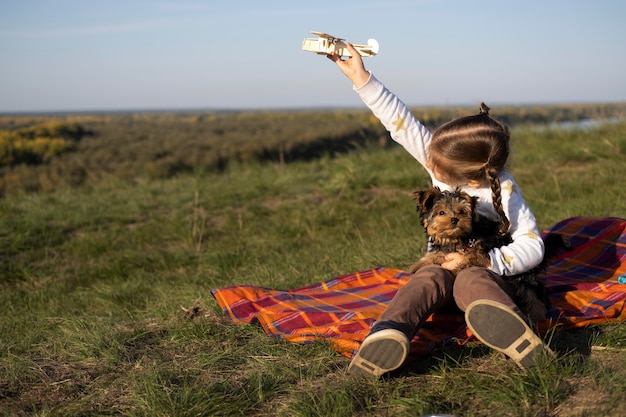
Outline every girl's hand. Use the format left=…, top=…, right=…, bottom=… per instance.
left=441, top=252, right=464, bottom=271
left=327, top=43, right=370, bottom=88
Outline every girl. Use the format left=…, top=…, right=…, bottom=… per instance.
left=327, top=44, right=552, bottom=377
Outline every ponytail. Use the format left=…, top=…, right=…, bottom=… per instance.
left=479, top=102, right=490, bottom=115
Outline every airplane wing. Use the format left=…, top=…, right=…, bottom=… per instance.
left=311, top=31, right=344, bottom=42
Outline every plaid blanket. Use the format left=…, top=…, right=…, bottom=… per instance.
left=211, top=217, right=626, bottom=358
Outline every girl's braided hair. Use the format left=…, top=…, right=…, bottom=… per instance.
left=429, top=103, right=511, bottom=235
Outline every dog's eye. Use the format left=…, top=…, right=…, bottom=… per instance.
left=438, top=210, right=445, bottom=216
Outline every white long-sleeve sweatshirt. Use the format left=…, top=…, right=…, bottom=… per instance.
left=354, top=73, right=544, bottom=276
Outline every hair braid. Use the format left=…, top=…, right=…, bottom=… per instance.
left=486, top=167, right=510, bottom=236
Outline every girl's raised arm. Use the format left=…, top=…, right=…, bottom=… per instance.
left=327, top=43, right=370, bottom=88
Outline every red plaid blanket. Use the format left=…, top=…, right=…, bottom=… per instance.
left=211, top=217, right=626, bottom=358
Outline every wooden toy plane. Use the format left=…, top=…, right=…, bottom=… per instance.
left=302, top=31, right=379, bottom=57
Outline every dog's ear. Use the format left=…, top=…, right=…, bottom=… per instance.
left=470, top=196, right=480, bottom=222
left=462, top=193, right=480, bottom=223
left=454, top=188, right=479, bottom=221
left=413, top=186, right=441, bottom=213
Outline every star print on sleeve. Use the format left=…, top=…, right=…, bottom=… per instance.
left=392, top=113, right=406, bottom=131
left=502, top=251, right=515, bottom=267
left=501, top=180, right=517, bottom=196
left=525, top=230, right=539, bottom=240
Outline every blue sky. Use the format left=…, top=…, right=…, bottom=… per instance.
left=0, top=0, right=624, bottom=112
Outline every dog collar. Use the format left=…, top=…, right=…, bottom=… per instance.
left=433, top=238, right=477, bottom=253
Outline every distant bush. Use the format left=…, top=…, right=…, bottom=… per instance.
left=0, top=121, right=91, bottom=167
left=13, top=121, right=90, bottom=141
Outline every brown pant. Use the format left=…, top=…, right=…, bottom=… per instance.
left=374, top=265, right=522, bottom=339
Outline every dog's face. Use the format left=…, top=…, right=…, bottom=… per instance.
left=413, top=187, right=478, bottom=245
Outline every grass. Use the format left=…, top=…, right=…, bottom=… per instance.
left=1, top=120, right=625, bottom=416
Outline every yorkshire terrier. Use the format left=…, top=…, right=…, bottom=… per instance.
left=408, top=186, right=569, bottom=321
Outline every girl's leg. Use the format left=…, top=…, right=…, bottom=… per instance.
left=453, top=267, right=553, bottom=369
left=452, top=266, right=520, bottom=313
left=348, top=265, right=454, bottom=376
left=374, top=264, right=455, bottom=338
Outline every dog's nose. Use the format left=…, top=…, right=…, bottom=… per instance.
left=451, top=217, right=459, bottom=226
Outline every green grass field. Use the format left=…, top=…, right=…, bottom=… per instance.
left=1, top=119, right=625, bottom=416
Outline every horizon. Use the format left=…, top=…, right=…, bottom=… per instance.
left=2, top=99, right=626, bottom=118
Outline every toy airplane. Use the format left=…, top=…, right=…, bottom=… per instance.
left=302, top=31, right=379, bottom=57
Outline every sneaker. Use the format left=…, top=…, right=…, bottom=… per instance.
left=347, top=328, right=410, bottom=377
left=465, top=300, right=553, bottom=369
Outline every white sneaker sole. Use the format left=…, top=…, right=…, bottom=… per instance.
left=347, top=329, right=409, bottom=377
left=465, top=300, right=553, bottom=369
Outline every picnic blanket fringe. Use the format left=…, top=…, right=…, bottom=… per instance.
left=211, top=217, right=626, bottom=358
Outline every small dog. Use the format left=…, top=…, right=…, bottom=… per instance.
left=408, top=186, right=569, bottom=321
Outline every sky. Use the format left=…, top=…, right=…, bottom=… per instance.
left=0, top=0, right=625, bottom=113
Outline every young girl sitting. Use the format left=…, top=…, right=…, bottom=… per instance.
left=326, top=43, right=552, bottom=377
